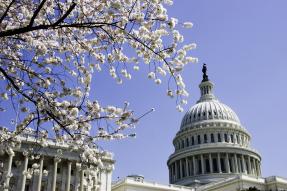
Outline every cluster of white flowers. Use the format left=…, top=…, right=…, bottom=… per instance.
left=0, top=0, right=197, bottom=170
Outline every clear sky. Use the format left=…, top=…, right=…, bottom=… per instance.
left=97, top=0, right=287, bottom=184
left=2, top=0, right=286, bottom=185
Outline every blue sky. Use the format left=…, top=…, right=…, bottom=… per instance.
left=99, top=0, right=287, bottom=184
left=1, top=0, right=286, bottom=185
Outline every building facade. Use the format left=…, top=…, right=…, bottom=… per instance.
left=112, top=65, right=287, bottom=191
left=0, top=128, right=114, bottom=191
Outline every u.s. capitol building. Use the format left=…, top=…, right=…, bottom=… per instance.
left=1, top=65, right=286, bottom=191
left=112, top=65, right=287, bottom=191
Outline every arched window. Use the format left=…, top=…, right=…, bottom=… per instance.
left=218, top=133, right=221, bottom=142
left=211, top=134, right=215, bottom=143
left=197, top=135, right=201, bottom=144
left=204, top=134, right=208, bottom=143
left=191, top=136, right=195, bottom=145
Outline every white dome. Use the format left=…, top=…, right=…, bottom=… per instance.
left=180, top=99, right=240, bottom=129
left=180, top=79, right=240, bottom=129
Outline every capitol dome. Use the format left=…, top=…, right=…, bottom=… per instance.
left=180, top=92, right=241, bottom=130
left=167, top=64, right=262, bottom=187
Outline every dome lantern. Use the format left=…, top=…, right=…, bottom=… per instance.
left=198, top=64, right=216, bottom=103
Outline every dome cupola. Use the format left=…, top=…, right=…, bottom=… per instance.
left=180, top=64, right=240, bottom=130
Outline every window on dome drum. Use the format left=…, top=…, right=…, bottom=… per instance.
left=203, top=112, right=206, bottom=116
left=236, top=134, right=239, bottom=144
left=211, top=134, right=215, bottom=143
left=224, top=134, right=228, bottom=142
left=218, top=133, right=221, bottom=142
left=208, top=111, right=212, bottom=116
left=204, top=134, right=208, bottom=143
left=181, top=140, right=184, bottom=148
left=230, top=134, right=234, bottom=143
left=197, top=135, right=201, bottom=144
left=191, top=136, right=195, bottom=145
left=186, top=138, right=189, bottom=147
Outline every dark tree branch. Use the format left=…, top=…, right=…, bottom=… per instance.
left=0, top=66, right=74, bottom=138
left=52, top=2, right=77, bottom=26
left=29, top=0, right=47, bottom=27
left=0, top=0, right=16, bottom=24
left=0, top=22, right=117, bottom=38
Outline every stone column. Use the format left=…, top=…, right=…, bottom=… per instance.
left=201, top=155, right=205, bottom=174
left=4, top=151, right=14, bottom=191
left=80, top=167, right=85, bottom=191
left=241, top=155, right=247, bottom=174
left=36, top=156, right=44, bottom=191
left=225, top=153, right=230, bottom=173
left=185, top=158, right=189, bottom=177
left=174, top=163, right=176, bottom=180
left=168, top=166, right=172, bottom=183
left=209, top=154, right=213, bottom=173
left=217, top=153, right=222, bottom=173
left=192, top=156, right=196, bottom=175
left=258, top=161, right=262, bottom=177
left=238, top=135, right=242, bottom=145
left=170, top=164, right=173, bottom=182
left=234, top=133, right=238, bottom=144
left=52, top=158, right=61, bottom=191
left=20, top=153, right=29, bottom=191
left=247, top=156, right=252, bottom=175
left=252, top=158, right=257, bottom=176
left=74, top=163, right=81, bottom=191
left=227, top=133, right=231, bottom=143
left=179, top=160, right=183, bottom=178
left=234, top=154, right=239, bottom=173
left=66, top=161, right=72, bottom=191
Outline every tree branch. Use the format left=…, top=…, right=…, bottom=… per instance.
left=0, top=0, right=15, bottom=24
left=28, top=0, right=47, bottom=27
left=52, top=2, right=77, bottom=26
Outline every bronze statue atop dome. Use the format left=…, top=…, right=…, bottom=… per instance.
left=202, top=63, right=209, bottom=82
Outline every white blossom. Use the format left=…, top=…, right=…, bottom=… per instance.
left=0, top=0, right=197, bottom=165
left=183, top=22, right=193, bottom=28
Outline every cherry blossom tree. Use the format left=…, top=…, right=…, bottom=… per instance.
left=0, top=0, right=197, bottom=159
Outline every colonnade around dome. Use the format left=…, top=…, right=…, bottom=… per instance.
left=169, top=152, right=261, bottom=185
